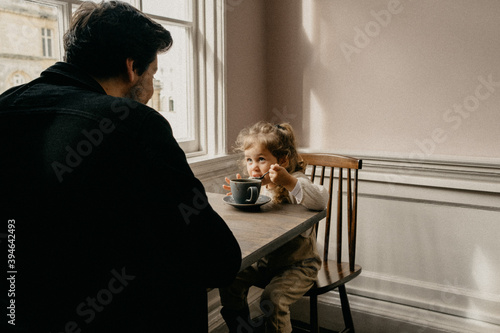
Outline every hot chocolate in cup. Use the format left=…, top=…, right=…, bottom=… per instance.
left=230, top=178, right=262, bottom=204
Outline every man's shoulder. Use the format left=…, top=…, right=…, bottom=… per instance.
left=83, top=94, right=154, bottom=120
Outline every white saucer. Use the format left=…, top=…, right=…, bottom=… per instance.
left=223, top=195, right=271, bottom=209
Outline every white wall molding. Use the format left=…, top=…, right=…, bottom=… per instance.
left=298, top=150, right=500, bottom=171
left=301, top=151, right=500, bottom=211
left=189, top=154, right=240, bottom=193
left=360, top=157, right=500, bottom=193
left=358, top=157, right=500, bottom=212
left=300, top=149, right=500, bottom=192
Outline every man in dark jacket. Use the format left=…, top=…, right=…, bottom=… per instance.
left=0, top=1, right=241, bottom=332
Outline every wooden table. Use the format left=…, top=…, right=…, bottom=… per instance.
left=208, top=193, right=327, bottom=271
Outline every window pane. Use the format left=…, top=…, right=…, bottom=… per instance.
left=152, top=24, right=194, bottom=142
left=13, top=73, right=26, bottom=85
left=142, top=0, right=192, bottom=22
left=47, top=36, right=52, bottom=57
left=42, top=37, right=47, bottom=57
left=0, top=1, right=62, bottom=94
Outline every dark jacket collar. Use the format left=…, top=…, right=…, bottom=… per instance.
left=41, top=62, right=107, bottom=95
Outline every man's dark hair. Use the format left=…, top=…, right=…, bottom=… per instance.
left=63, top=0, right=172, bottom=79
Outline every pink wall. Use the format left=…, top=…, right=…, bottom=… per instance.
left=226, top=0, right=500, bottom=161
left=225, top=0, right=268, bottom=151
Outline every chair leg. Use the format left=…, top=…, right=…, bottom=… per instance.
left=338, top=285, right=355, bottom=332
left=310, top=294, right=319, bottom=333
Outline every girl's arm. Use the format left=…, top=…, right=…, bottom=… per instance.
left=270, top=165, right=329, bottom=211
left=292, top=173, right=329, bottom=211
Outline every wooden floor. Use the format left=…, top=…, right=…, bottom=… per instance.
left=211, top=318, right=337, bottom=333
left=291, top=320, right=337, bottom=333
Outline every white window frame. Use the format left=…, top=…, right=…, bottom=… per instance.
left=195, top=0, right=227, bottom=158
left=25, top=0, right=226, bottom=158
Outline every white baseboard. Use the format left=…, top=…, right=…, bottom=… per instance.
left=290, top=292, right=500, bottom=333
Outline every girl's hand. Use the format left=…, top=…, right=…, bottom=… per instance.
left=268, top=164, right=297, bottom=191
left=223, top=174, right=241, bottom=195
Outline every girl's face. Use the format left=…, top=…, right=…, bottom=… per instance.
left=244, top=144, right=278, bottom=185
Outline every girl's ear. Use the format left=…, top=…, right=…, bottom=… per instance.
left=279, top=156, right=289, bottom=167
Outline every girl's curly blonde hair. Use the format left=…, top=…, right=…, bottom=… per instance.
left=234, top=121, right=306, bottom=203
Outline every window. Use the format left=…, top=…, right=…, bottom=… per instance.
left=0, top=0, right=226, bottom=156
left=153, top=22, right=195, bottom=148
left=41, top=27, right=53, bottom=58
left=12, top=72, right=27, bottom=86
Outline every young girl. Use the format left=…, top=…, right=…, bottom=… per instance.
left=220, top=121, right=328, bottom=333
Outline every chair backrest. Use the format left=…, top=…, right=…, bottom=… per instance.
left=300, top=153, right=362, bottom=271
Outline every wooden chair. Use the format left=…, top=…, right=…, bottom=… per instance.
left=300, top=153, right=363, bottom=333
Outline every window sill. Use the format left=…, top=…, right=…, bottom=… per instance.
left=188, top=153, right=239, bottom=180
